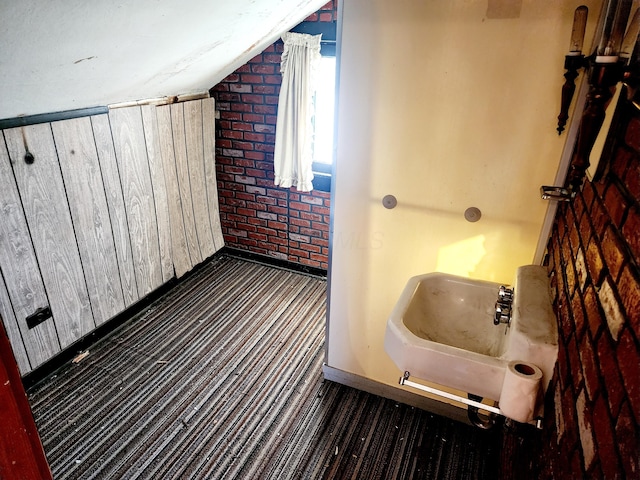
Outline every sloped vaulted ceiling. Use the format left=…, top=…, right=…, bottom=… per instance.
left=0, top=0, right=327, bottom=119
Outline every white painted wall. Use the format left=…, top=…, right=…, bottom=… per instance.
left=328, top=0, right=599, bottom=389
left=0, top=0, right=326, bottom=118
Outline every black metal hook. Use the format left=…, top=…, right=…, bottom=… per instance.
left=21, top=128, right=35, bottom=164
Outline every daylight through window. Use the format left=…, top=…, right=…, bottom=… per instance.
left=312, top=56, right=336, bottom=168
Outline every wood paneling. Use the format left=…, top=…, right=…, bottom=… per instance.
left=141, top=105, right=174, bottom=282
left=0, top=99, right=223, bottom=373
left=202, top=98, right=225, bottom=250
left=156, top=105, right=192, bottom=278
left=0, top=263, right=31, bottom=375
left=52, top=118, right=125, bottom=326
left=91, top=115, right=139, bottom=307
left=0, top=141, right=60, bottom=370
left=170, top=103, right=203, bottom=266
left=109, top=107, right=163, bottom=297
left=184, top=100, right=216, bottom=259
left=4, top=125, right=93, bottom=349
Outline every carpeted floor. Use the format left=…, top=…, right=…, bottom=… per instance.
left=28, top=255, right=502, bottom=479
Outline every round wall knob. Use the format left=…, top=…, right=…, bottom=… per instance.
left=382, top=195, right=397, bottom=209
left=464, top=207, right=482, bottom=222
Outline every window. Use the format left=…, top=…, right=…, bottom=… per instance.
left=311, top=55, right=336, bottom=191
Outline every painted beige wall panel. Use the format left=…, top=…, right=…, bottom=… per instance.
left=156, top=105, right=192, bottom=278
left=327, top=0, right=600, bottom=392
left=0, top=275, right=31, bottom=374
left=170, top=103, right=203, bottom=266
left=52, top=118, right=126, bottom=326
left=184, top=100, right=216, bottom=259
left=4, top=125, right=94, bottom=348
left=91, top=115, right=139, bottom=307
left=109, top=107, right=163, bottom=297
left=202, top=98, right=225, bottom=251
left=0, top=140, right=59, bottom=370
left=141, top=105, right=174, bottom=283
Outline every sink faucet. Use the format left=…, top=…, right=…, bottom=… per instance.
left=494, top=286, right=514, bottom=325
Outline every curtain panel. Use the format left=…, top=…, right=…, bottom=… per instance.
left=273, top=32, right=321, bottom=192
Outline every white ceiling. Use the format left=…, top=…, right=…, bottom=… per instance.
left=0, top=0, right=327, bottom=119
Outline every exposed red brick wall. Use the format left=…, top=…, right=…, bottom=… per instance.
left=209, top=1, right=336, bottom=271
left=540, top=100, right=640, bottom=479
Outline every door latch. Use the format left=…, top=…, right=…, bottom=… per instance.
left=26, top=306, right=52, bottom=329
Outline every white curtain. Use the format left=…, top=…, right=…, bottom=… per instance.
left=273, top=32, right=321, bottom=192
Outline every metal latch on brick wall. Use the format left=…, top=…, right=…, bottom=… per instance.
left=540, top=185, right=574, bottom=201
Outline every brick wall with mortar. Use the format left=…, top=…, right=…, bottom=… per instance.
left=209, top=1, right=337, bottom=271
left=540, top=99, right=640, bottom=478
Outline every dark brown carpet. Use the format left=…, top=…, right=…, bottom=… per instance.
left=28, top=255, right=501, bottom=479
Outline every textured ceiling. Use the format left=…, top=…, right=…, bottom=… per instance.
left=0, top=0, right=327, bottom=119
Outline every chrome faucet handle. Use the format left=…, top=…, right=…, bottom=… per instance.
left=494, top=301, right=511, bottom=325
left=493, top=309, right=502, bottom=325
left=498, top=285, right=514, bottom=302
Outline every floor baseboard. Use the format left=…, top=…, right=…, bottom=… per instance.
left=220, top=246, right=327, bottom=278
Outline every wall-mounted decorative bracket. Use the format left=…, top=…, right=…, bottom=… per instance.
left=557, top=53, right=589, bottom=134
left=565, top=59, right=624, bottom=191
left=556, top=4, right=640, bottom=192
left=557, top=5, right=589, bottom=135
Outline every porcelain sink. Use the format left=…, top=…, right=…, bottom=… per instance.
left=402, top=275, right=508, bottom=357
left=384, top=266, right=558, bottom=403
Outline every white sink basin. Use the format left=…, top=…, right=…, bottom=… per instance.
left=402, top=275, right=508, bottom=357
left=384, top=265, right=558, bottom=405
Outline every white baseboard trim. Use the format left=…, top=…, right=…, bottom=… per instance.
left=322, top=363, right=471, bottom=425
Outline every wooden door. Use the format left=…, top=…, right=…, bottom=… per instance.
left=0, top=316, right=52, bottom=479
left=4, top=125, right=95, bottom=348
left=0, top=132, right=62, bottom=368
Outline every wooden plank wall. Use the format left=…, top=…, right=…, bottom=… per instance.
left=92, top=114, right=139, bottom=308
left=0, top=98, right=223, bottom=374
left=109, top=107, right=163, bottom=298
left=52, top=118, right=125, bottom=326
